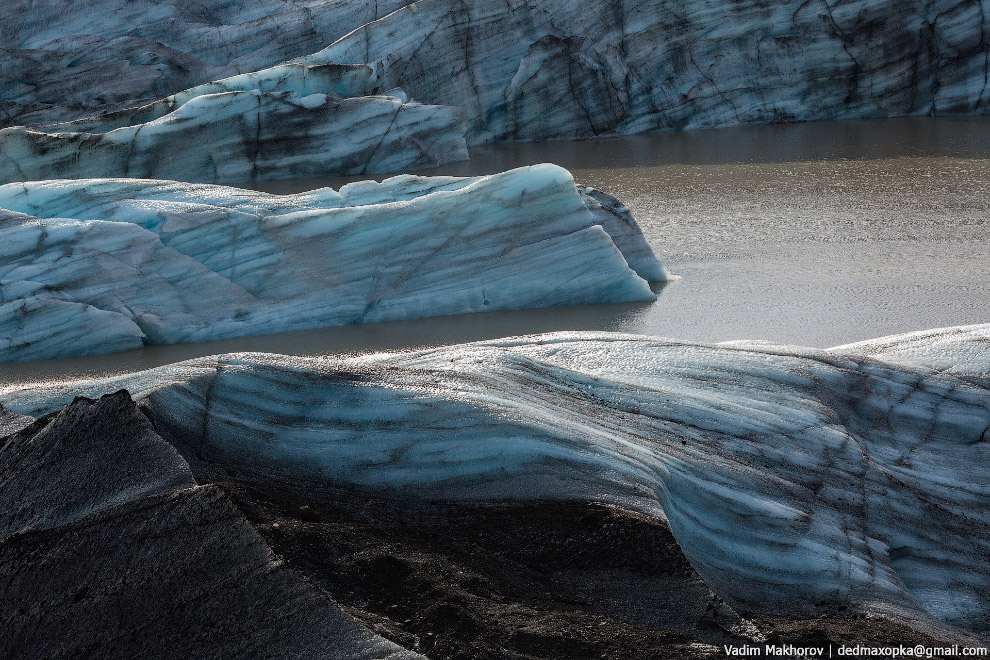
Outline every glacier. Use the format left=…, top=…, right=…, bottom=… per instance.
left=300, top=0, right=990, bottom=143
left=3, top=325, right=989, bottom=633
left=0, top=165, right=667, bottom=364
left=3, top=0, right=987, bottom=169
left=0, top=0, right=417, bottom=127
left=0, top=62, right=468, bottom=183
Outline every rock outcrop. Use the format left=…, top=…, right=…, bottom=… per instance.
left=0, top=391, right=422, bottom=660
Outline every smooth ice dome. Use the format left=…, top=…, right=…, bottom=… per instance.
left=4, top=325, right=989, bottom=632
left=0, top=165, right=668, bottom=364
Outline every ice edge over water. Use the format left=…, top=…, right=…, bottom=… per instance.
left=0, top=165, right=668, bottom=364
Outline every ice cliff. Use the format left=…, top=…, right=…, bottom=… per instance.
left=4, top=325, right=989, bottom=632
left=302, top=0, right=990, bottom=142
left=3, top=0, right=988, bottom=183
left=0, top=165, right=667, bottom=364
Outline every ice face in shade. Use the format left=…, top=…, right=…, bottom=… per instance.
left=301, top=0, right=990, bottom=144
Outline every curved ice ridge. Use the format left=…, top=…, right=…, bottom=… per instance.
left=0, top=62, right=468, bottom=183
left=0, top=165, right=666, bottom=363
left=4, top=325, right=989, bottom=631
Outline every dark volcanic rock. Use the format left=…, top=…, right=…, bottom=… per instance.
left=0, top=390, right=194, bottom=540
left=0, top=391, right=420, bottom=660
left=225, top=480, right=967, bottom=660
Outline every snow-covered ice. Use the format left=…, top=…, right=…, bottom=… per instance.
left=0, top=165, right=666, bottom=363
left=4, top=325, right=988, bottom=630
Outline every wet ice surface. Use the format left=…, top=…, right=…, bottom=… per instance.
left=4, top=117, right=988, bottom=385
left=5, top=326, right=990, bottom=632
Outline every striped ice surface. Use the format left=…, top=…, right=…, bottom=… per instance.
left=4, top=325, right=988, bottom=631
left=0, top=164, right=666, bottom=363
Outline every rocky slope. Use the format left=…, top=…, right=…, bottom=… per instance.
left=0, top=391, right=421, bottom=660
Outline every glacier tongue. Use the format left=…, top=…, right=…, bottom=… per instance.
left=4, top=325, right=989, bottom=630
left=0, top=165, right=666, bottom=364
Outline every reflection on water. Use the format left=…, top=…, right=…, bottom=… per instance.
left=4, top=117, right=989, bottom=385
left=246, top=117, right=990, bottom=194
left=2, top=289, right=666, bottom=387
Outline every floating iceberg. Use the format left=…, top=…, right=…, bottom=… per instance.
left=0, top=164, right=667, bottom=363
left=5, top=325, right=989, bottom=632
left=0, top=62, right=468, bottom=183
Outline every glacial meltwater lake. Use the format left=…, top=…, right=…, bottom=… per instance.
left=5, top=117, right=990, bottom=386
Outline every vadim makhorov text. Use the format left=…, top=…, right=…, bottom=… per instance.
left=724, top=644, right=988, bottom=658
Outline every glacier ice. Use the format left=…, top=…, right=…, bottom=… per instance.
left=4, top=325, right=989, bottom=630
left=0, top=165, right=666, bottom=363
left=0, top=62, right=468, bottom=183
left=0, top=0, right=417, bottom=127
left=301, top=0, right=990, bottom=143
left=4, top=0, right=987, bottom=150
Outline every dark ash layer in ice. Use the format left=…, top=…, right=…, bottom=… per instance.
left=5, top=326, right=988, bottom=658
left=4, top=325, right=989, bottom=651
